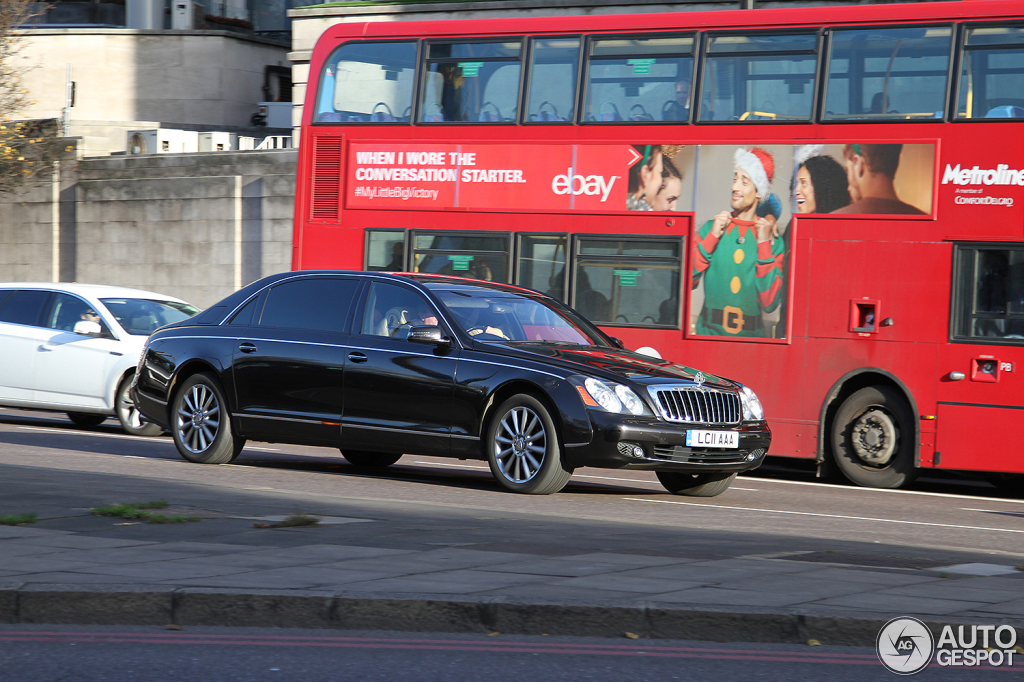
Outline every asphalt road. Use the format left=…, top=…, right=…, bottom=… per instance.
left=0, top=625, right=1013, bottom=682
left=1, top=406, right=1022, bottom=562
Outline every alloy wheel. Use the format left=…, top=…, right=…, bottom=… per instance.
left=493, top=405, right=547, bottom=483
left=176, top=382, right=221, bottom=454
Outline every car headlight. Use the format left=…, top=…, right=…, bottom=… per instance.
left=577, top=378, right=647, bottom=416
left=739, top=385, right=765, bottom=421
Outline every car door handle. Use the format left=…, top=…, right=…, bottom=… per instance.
left=348, top=352, right=368, bottom=363
left=38, top=345, right=53, bottom=352
left=239, top=342, right=258, bottom=354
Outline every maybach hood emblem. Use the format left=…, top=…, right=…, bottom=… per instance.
left=693, top=372, right=706, bottom=387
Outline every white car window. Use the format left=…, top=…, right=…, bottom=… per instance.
left=100, top=298, right=199, bottom=336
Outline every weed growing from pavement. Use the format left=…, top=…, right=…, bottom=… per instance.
left=0, top=512, right=37, bottom=525
left=254, top=513, right=321, bottom=528
left=91, top=501, right=200, bottom=524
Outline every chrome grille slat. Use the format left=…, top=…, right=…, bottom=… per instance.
left=647, top=386, right=741, bottom=425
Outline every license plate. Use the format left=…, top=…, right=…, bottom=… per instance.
left=686, top=430, right=739, bottom=448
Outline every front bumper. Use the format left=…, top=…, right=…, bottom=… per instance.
left=564, top=410, right=771, bottom=473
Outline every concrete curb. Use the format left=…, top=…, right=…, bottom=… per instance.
left=2, top=585, right=1022, bottom=646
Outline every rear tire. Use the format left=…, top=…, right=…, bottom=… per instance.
left=116, top=375, right=163, bottom=437
left=171, top=372, right=244, bottom=464
left=831, top=386, right=917, bottom=489
left=486, top=394, right=572, bottom=495
left=67, top=412, right=107, bottom=428
left=340, top=450, right=402, bottom=468
left=657, top=471, right=736, bottom=497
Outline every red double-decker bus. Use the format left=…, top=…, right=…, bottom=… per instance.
left=293, top=0, right=1024, bottom=490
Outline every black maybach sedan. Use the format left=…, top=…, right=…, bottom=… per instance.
left=133, top=272, right=771, bottom=496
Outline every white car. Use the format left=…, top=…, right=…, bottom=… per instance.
left=0, top=283, right=199, bottom=435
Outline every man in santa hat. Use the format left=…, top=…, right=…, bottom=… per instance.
left=692, top=147, right=786, bottom=337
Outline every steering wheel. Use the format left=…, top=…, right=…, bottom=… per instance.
left=382, top=307, right=409, bottom=336
left=466, top=325, right=508, bottom=340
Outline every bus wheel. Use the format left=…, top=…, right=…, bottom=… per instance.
left=340, top=450, right=402, bottom=468
left=656, top=471, right=736, bottom=497
left=831, top=386, right=917, bottom=489
left=486, top=394, right=572, bottom=495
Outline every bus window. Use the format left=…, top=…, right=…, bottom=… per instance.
left=699, top=33, right=818, bottom=123
left=365, top=229, right=406, bottom=271
left=571, top=237, right=683, bottom=327
left=954, top=245, right=1024, bottom=342
left=956, top=25, right=1024, bottom=120
left=315, top=41, right=417, bottom=123
left=411, top=231, right=511, bottom=281
left=525, top=38, right=581, bottom=123
left=584, top=35, right=695, bottom=123
left=420, top=41, right=522, bottom=123
left=824, top=26, right=953, bottom=121
left=516, top=234, right=568, bottom=301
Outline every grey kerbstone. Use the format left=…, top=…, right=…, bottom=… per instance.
left=18, top=584, right=174, bottom=625
left=492, top=601, right=647, bottom=638
left=175, top=588, right=335, bottom=628
left=334, top=596, right=495, bottom=633
left=646, top=607, right=802, bottom=643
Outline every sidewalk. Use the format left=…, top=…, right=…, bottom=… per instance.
left=1, top=472, right=1022, bottom=646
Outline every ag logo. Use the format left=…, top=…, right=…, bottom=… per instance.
left=877, top=617, right=934, bottom=675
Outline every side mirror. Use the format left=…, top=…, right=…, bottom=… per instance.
left=408, top=325, right=450, bottom=348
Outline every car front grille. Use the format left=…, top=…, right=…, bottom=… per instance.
left=652, top=445, right=762, bottom=465
left=649, top=387, right=741, bottom=425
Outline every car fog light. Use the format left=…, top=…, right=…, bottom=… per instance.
left=746, top=448, right=765, bottom=462
left=616, top=442, right=646, bottom=459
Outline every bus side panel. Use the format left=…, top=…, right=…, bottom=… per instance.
left=935, top=404, right=1024, bottom=474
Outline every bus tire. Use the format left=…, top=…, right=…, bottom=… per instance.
left=656, top=471, right=736, bottom=497
left=486, top=394, right=572, bottom=495
left=340, top=450, right=402, bottom=468
left=831, top=386, right=917, bottom=489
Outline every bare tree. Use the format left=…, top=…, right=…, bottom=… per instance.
left=0, top=0, right=65, bottom=194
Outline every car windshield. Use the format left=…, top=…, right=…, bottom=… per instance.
left=430, top=284, right=608, bottom=346
left=100, top=298, right=200, bottom=335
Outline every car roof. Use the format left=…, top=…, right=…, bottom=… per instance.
left=0, top=282, right=188, bottom=303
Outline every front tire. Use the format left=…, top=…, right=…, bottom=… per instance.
left=486, top=394, right=572, bottom=495
left=116, top=375, right=162, bottom=436
left=657, top=471, right=736, bottom=497
left=340, top=450, right=402, bottom=468
left=171, top=372, right=244, bottom=464
left=67, top=412, right=107, bottom=428
left=831, top=386, right=917, bottom=489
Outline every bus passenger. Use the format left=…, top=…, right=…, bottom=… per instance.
left=833, top=144, right=924, bottom=215
left=692, top=147, right=785, bottom=337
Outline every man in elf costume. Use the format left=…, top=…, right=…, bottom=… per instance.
left=693, top=147, right=785, bottom=337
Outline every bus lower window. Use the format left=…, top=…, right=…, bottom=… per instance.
left=584, top=35, right=695, bottom=123
left=420, top=41, right=522, bottom=123
left=957, top=25, right=1024, bottom=120
left=315, top=41, right=417, bottom=124
left=411, top=231, right=511, bottom=281
left=517, top=234, right=568, bottom=301
left=824, top=26, right=952, bottom=121
left=571, top=237, right=683, bottom=327
left=954, top=245, right=1024, bottom=342
left=699, top=33, right=818, bottom=123
left=366, top=230, right=406, bottom=271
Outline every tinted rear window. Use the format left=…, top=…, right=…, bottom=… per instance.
left=0, top=290, right=51, bottom=327
left=259, top=278, right=358, bottom=332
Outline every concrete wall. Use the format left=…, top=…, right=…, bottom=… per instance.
left=15, top=29, right=290, bottom=155
left=0, top=150, right=297, bottom=308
